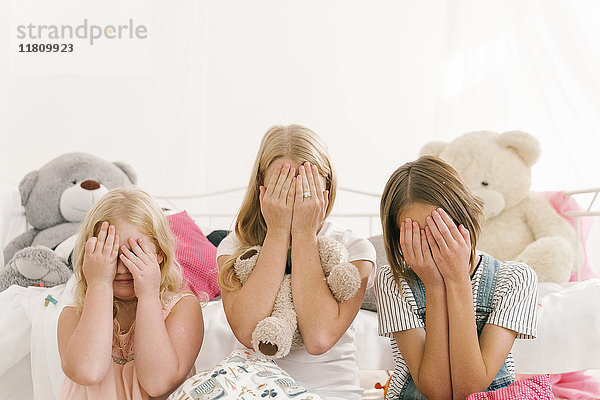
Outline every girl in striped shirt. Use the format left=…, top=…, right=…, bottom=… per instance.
left=374, top=156, right=542, bottom=399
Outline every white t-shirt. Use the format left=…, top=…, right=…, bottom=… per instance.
left=375, top=255, right=538, bottom=399
left=216, top=220, right=377, bottom=400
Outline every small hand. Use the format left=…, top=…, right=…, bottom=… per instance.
left=119, top=237, right=162, bottom=300
left=259, top=163, right=296, bottom=236
left=400, top=218, right=442, bottom=286
left=291, top=162, right=328, bottom=236
left=82, top=222, right=119, bottom=287
left=424, top=208, right=471, bottom=282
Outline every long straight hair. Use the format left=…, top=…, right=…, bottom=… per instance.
left=380, top=156, right=484, bottom=286
left=218, top=124, right=337, bottom=292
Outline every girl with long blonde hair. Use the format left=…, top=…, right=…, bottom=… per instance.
left=216, top=124, right=376, bottom=400
left=57, top=187, right=204, bottom=400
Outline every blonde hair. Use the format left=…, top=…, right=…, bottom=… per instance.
left=72, top=187, right=186, bottom=343
left=380, top=155, right=484, bottom=287
left=218, top=124, right=337, bottom=291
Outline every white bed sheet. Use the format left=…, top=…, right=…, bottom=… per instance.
left=2, top=276, right=599, bottom=400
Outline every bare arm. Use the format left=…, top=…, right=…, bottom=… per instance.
left=134, top=295, right=204, bottom=397
left=427, top=209, right=516, bottom=399
left=221, top=163, right=296, bottom=348
left=219, top=229, right=290, bottom=347
left=291, top=234, right=372, bottom=355
left=393, top=218, right=452, bottom=399
left=445, top=280, right=516, bottom=399
left=119, top=237, right=203, bottom=397
left=289, top=162, right=375, bottom=354
left=57, top=222, right=117, bottom=385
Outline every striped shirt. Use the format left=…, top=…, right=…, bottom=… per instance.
left=374, top=255, right=538, bottom=399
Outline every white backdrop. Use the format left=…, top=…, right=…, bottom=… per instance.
left=1, top=0, right=600, bottom=219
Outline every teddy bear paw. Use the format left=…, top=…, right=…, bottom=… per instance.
left=252, top=316, right=294, bottom=359
left=327, top=261, right=361, bottom=302
left=233, top=245, right=261, bottom=285
left=10, top=246, right=72, bottom=285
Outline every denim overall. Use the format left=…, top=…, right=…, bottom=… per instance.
left=397, top=255, right=514, bottom=399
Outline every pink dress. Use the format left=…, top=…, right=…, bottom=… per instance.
left=59, top=293, right=194, bottom=400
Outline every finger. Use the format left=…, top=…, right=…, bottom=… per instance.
left=259, top=185, right=266, bottom=204
left=128, top=237, right=150, bottom=264
left=420, top=229, right=435, bottom=263
left=121, top=245, right=142, bottom=270
left=96, top=221, right=108, bottom=249
left=411, top=222, right=423, bottom=263
left=280, top=167, right=295, bottom=201
left=137, top=238, right=158, bottom=263
left=426, top=215, right=449, bottom=251
left=103, top=225, right=116, bottom=254
left=459, top=224, right=471, bottom=246
left=431, top=209, right=457, bottom=246
left=401, top=219, right=415, bottom=262
left=287, top=176, right=296, bottom=206
left=119, top=253, right=140, bottom=275
left=111, top=234, right=120, bottom=259
left=264, top=165, right=281, bottom=197
left=295, top=174, right=303, bottom=205
left=85, top=237, right=98, bottom=254
left=437, top=208, right=463, bottom=242
left=314, top=166, right=325, bottom=202
left=323, top=189, right=329, bottom=213
left=299, top=165, right=310, bottom=196
left=425, top=226, right=442, bottom=260
left=305, top=162, right=318, bottom=200
left=273, top=163, right=290, bottom=197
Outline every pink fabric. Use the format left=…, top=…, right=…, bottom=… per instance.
left=548, top=371, right=600, bottom=399
left=166, top=211, right=220, bottom=300
left=465, top=375, right=554, bottom=400
left=59, top=294, right=195, bottom=400
left=538, top=191, right=599, bottom=281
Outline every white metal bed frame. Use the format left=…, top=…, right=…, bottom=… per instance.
left=155, top=186, right=600, bottom=281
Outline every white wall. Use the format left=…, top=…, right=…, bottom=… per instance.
left=2, top=0, right=600, bottom=220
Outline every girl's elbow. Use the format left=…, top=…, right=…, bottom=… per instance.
left=62, top=362, right=107, bottom=387
left=303, top=334, right=336, bottom=355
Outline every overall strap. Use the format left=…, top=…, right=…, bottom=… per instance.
left=405, top=269, right=427, bottom=322
left=475, top=255, right=500, bottom=314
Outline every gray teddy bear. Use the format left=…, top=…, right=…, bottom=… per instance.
left=1, top=152, right=136, bottom=291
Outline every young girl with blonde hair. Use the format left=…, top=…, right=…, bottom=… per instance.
left=216, top=124, right=376, bottom=400
left=375, top=156, right=543, bottom=399
left=58, top=187, right=204, bottom=400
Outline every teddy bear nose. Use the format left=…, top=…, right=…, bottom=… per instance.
left=80, top=180, right=101, bottom=190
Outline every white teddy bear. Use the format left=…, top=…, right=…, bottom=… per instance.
left=421, top=130, right=579, bottom=283
left=233, top=236, right=361, bottom=358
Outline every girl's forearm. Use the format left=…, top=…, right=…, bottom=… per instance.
left=416, top=284, right=453, bottom=399
left=226, top=230, right=290, bottom=343
left=445, top=278, right=489, bottom=399
left=134, top=296, right=181, bottom=397
left=63, top=283, right=114, bottom=385
left=290, top=232, right=343, bottom=353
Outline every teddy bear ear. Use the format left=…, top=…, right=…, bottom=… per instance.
left=497, top=131, right=541, bottom=167
left=18, top=170, right=39, bottom=207
left=113, top=161, right=138, bottom=184
left=419, top=141, right=446, bottom=157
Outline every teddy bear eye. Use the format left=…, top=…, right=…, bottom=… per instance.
left=481, top=180, right=489, bottom=186
left=71, top=180, right=77, bottom=185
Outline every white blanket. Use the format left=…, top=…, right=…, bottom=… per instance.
left=1, top=278, right=599, bottom=400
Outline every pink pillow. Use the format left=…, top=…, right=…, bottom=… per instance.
left=166, top=211, right=220, bottom=300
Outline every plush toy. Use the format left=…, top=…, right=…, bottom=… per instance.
left=421, top=130, right=578, bottom=283
left=233, top=236, right=361, bottom=358
left=1, top=152, right=136, bottom=291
